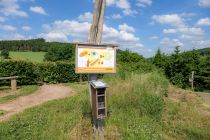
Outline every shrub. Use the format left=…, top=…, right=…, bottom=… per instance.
left=44, top=44, right=74, bottom=62
left=0, top=60, right=87, bottom=85
left=0, top=49, right=9, bottom=59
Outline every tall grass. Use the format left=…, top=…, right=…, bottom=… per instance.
left=103, top=71, right=169, bottom=139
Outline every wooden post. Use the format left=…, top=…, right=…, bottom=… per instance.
left=88, top=0, right=106, bottom=108
left=88, top=0, right=106, bottom=138
left=192, top=71, right=194, bottom=90
left=80, top=74, right=82, bottom=85
left=11, top=79, right=17, bottom=91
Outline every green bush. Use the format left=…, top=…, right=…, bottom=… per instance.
left=0, top=49, right=9, bottom=59
left=0, top=60, right=87, bottom=85
left=44, top=44, right=74, bottom=62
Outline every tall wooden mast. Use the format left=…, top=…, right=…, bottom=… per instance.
left=89, top=0, right=106, bottom=44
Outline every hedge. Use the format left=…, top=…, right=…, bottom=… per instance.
left=0, top=60, right=87, bottom=85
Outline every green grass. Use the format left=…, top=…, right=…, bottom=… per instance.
left=0, top=83, right=92, bottom=140
left=0, top=51, right=45, bottom=62
left=0, top=72, right=210, bottom=139
left=0, top=110, right=6, bottom=116
left=0, top=85, right=38, bottom=103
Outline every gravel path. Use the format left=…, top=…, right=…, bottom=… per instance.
left=0, top=84, right=73, bottom=121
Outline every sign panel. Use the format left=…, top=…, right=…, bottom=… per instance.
left=76, top=45, right=116, bottom=73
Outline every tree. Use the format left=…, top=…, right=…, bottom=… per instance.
left=0, top=49, right=9, bottom=59
left=44, top=44, right=74, bottom=62
left=153, top=48, right=167, bottom=69
left=117, top=49, right=144, bottom=63
left=165, top=46, right=187, bottom=88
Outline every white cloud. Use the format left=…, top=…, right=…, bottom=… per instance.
left=30, top=6, right=47, bottom=15
left=0, top=17, right=6, bottom=22
left=39, top=32, right=68, bottom=42
left=0, top=24, right=16, bottom=31
left=78, top=12, right=93, bottom=22
left=163, top=29, right=177, bottom=34
left=118, top=23, right=135, bottom=32
left=197, top=17, right=210, bottom=26
left=38, top=19, right=143, bottom=52
left=38, top=20, right=90, bottom=42
left=152, top=14, right=186, bottom=27
left=22, top=26, right=32, bottom=31
left=106, top=0, right=116, bottom=6
left=112, top=14, right=122, bottom=19
left=150, top=36, right=159, bottom=40
left=103, top=0, right=137, bottom=16
left=192, top=39, right=210, bottom=48
left=198, top=0, right=210, bottom=7
left=180, top=34, right=195, bottom=40
left=0, top=33, right=32, bottom=40
left=137, top=0, right=152, bottom=7
left=163, top=27, right=204, bottom=36
left=160, top=37, right=183, bottom=47
left=0, top=0, right=28, bottom=17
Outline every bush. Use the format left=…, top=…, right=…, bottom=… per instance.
left=0, top=49, right=9, bottom=59
left=44, top=44, right=74, bottom=62
left=0, top=60, right=87, bottom=85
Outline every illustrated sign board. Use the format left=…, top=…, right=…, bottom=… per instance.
left=75, top=44, right=116, bottom=74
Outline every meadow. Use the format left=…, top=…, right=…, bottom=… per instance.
left=0, top=51, right=45, bottom=62
left=0, top=71, right=209, bottom=139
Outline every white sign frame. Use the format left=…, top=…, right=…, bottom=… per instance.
left=75, top=44, right=117, bottom=74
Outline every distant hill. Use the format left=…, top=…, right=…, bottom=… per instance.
left=195, top=47, right=210, bottom=55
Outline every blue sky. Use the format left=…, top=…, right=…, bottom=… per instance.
left=0, top=0, right=210, bottom=57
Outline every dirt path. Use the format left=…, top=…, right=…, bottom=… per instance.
left=0, top=84, right=74, bottom=121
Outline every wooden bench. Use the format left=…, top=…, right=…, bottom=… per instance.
left=0, top=76, right=19, bottom=91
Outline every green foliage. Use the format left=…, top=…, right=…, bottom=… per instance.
left=44, top=43, right=74, bottom=62
left=0, top=60, right=86, bottom=85
left=117, top=49, right=155, bottom=75
left=140, top=94, right=164, bottom=118
left=163, top=46, right=202, bottom=89
left=0, top=49, right=9, bottom=59
left=117, top=49, right=144, bottom=63
left=153, top=48, right=168, bottom=70
left=103, top=72, right=168, bottom=139
left=0, top=60, right=38, bottom=85
left=0, top=38, right=48, bottom=52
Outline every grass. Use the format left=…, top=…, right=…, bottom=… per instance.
left=0, top=110, right=6, bottom=116
left=0, top=51, right=45, bottom=62
left=0, top=71, right=209, bottom=139
left=0, top=85, right=39, bottom=103
left=0, top=83, right=92, bottom=140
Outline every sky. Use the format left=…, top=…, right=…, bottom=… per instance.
left=0, top=0, right=210, bottom=57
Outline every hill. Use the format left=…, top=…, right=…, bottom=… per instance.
left=195, top=47, right=210, bottom=55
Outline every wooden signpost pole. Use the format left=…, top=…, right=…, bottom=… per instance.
left=192, top=71, right=194, bottom=90
left=88, top=0, right=106, bottom=138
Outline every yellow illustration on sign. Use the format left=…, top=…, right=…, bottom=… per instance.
left=76, top=45, right=116, bottom=73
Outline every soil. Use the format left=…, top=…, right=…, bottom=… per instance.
left=0, top=84, right=74, bottom=121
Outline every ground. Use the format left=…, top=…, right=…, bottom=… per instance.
left=0, top=84, right=74, bottom=121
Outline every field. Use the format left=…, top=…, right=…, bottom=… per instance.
left=0, top=51, right=45, bottom=62
left=0, top=72, right=210, bottom=139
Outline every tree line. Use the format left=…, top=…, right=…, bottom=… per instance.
left=153, top=46, right=210, bottom=91
left=0, top=38, right=74, bottom=52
